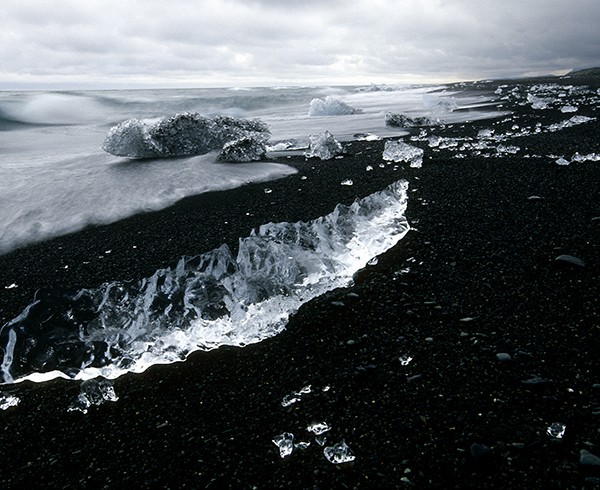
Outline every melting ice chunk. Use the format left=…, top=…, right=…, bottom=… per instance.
left=383, top=140, right=424, bottom=168
left=561, top=105, right=578, bottom=113
left=477, top=129, right=495, bottom=139
left=305, top=130, right=343, bottom=160
left=0, top=393, right=20, bottom=410
left=0, top=180, right=409, bottom=384
left=218, top=135, right=267, bottom=163
left=102, top=113, right=270, bottom=158
left=398, top=355, right=413, bottom=366
left=68, top=379, right=118, bottom=414
left=546, top=422, right=566, bottom=439
left=527, top=93, right=554, bottom=109
left=385, top=113, right=432, bottom=128
left=272, top=432, right=295, bottom=458
left=307, top=421, right=331, bottom=435
left=308, top=96, right=361, bottom=116
left=324, top=441, right=356, bottom=464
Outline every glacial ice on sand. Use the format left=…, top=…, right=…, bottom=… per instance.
left=0, top=393, right=19, bottom=410
left=0, top=180, right=410, bottom=384
left=68, top=379, right=118, bottom=414
left=305, top=130, right=343, bottom=160
left=383, top=140, right=424, bottom=168
left=102, top=113, right=270, bottom=158
left=272, top=433, right=295, bottom=458
left=308, top=96, right=361, bottom=116
left=324, top=441, right=355, bottom=464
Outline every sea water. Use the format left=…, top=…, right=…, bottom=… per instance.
left=0, top=84, right=498, bottom=254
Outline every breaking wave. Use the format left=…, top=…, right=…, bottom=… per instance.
left=0, top=180, right=409, bottom=384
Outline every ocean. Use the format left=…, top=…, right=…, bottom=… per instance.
left=0, top=82, right=544, bottom=387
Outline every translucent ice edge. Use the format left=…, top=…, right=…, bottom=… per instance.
left=0, top=180, right=410, bottom=384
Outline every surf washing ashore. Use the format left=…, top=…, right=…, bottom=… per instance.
left=0, top=73, right=599, bottom=488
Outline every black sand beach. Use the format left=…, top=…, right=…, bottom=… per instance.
left=1, top=77, right=599, bottom=488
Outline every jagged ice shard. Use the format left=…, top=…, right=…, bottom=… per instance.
left=0, top=181, right=409, bottom=384
left=305, top=130, right=343, bottom=160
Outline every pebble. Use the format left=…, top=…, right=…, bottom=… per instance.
left=580, top=449, right=600, bottom=467
left=554, top=254, right=585, bottom=268
left=521, top=376, right=552, bottom=386
left=527, top=195, right=544, bottom=201
left=469, top=443, right=492, bottom=464
left=496, top=353, right=512, bottom=362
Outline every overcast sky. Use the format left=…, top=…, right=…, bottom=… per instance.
left=1, top=0, right=599, bottom=89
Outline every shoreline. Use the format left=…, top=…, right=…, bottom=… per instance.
left=1, top=78, right=599, bottom=488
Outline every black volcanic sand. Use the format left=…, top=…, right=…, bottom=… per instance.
left=0, top=78, right=599, bottom=489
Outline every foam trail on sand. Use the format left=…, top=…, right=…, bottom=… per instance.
left=0, top=180, right=410, bottom=384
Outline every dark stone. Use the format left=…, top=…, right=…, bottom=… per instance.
left=469, top=443, right=493, bottom=464
left=581, top=450, right=600, bottom=467
left=555, top=254, right=586, bottom=268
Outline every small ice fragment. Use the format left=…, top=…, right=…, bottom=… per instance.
left=281, top=394, right=301, bottom=407
left=428, top=135, right=442, bottom=147
left=68, top=379, right=119, bottom=414
left=555, top=157, right=570, bottom=166
left=341, top=179, right=353, bottom=186
left=383, top=140, right=424, bottom=168
left=399, top=355, right=413, bottom=366
left=307, top=421, right=331, bottom=435
left=561, top=105, right=578, bottom=113
left=4, top=283, right=17, bottom=289
left=264, top=188, right=272, bottom=194
left=367, top=257, right=378, bottom=266
left=298, top=385, right=312, bottom=394
left=305, top=130, right=343, bottom=160
left=546, top=422, right=566, bottom=439
left=0, top=394, right=20, bottom=410
left=315, top=436, right=327, bottom=446
left=294, top=441, right=311, bottom=450
left=477, top=129, right=495, bottom=138
left=322, top=385, right=331, bottom=392
left=273, top=432, right=295, bottom=458
left=324, top=441, right=356, bottom=464
left=366, top=165, right=373, bottom=171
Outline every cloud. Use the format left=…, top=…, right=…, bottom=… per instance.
left=1, top=0, right=599, bottom=88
